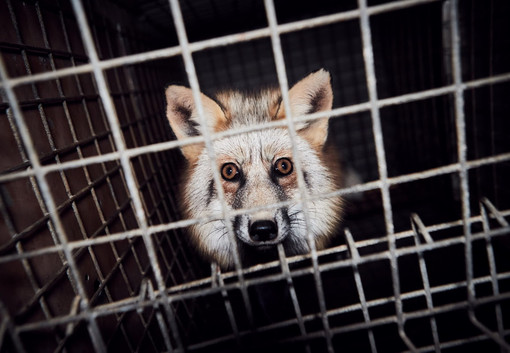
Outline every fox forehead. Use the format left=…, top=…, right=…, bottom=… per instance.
left=214, top=89, right=281, bottom=127
left=214, top=129, right=294, bottom=165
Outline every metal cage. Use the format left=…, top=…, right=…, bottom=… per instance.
left=1, top=0, right=509, bottom=352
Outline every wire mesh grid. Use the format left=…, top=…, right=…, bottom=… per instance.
left=0, top=0, right=509, bottom=352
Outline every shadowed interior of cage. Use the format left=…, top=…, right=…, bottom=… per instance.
left=0, top=0, right=510, bottom=352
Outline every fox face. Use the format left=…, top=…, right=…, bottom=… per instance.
left=165, top=69, right=342, bottom=269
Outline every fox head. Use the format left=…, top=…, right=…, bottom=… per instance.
left=165, top=69, right=342, bottom=269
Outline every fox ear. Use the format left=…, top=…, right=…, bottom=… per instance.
left=165, top=85, right=227, bottom=162
left=276, top=69, right=333, bottom=150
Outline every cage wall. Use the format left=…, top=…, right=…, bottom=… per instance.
left=1, top=0, right=509, bottom=352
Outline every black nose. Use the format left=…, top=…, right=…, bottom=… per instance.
left=249, top=220, right=278, bottom=242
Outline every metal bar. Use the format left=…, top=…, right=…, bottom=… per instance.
left=0, top=0, right=444, bottom=90
left=13, top=199, right=131, bottom=320
left=2, top=197, right=509, bottom=280
left=274, top=291, right=510, bottom=347
left=215, top=265, right=241, bottom=348
left=117, top=30, right=194, bottom=282
left=20, top=18, right=111, bottom=338
left=403, top=329, right=510, bottom=353
left=480, top=198, right=510, bottom=227
left=410, top=215, right=440, bottom=353
left=166, top=0, right=254, bottom=331
left=0, top=299, right=26, bottom=353
left=17, top=36, right=131, bottom=341
left=358, top=0, right=415, bottom=350
left=448, top=1, right=509, bottom=349
left=263, top=0, right=334, bottom=350
left=2, top=71, right=510, bottom=184
left=277, top=244, right=311, bottom=353
left=4, top=3, right=110, bottom=349
left=480, top=201, right=508, bottom=352
left=103, top=13, right=188, bottom=310
left=1, top=113, right=65, bottom=349
left=0, top=47, right=107, bottom=353
left=58, top=5, right=152, bottom=340
left=69, top=0, right=184, bottom=351
left=15, top=264, right=510, bottom=338
left=345, top=229, right=378, bottom=353
left=138, top=279, right=174, bottom=352
left=357, top=0, right=394, bottom=242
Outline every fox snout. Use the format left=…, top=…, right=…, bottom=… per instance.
left=234, top=208, right=291, bottom=249
left=249, top=220, right=278, bottom=242
left=233, top=208, right=304, bottom=267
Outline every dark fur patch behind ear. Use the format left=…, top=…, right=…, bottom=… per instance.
left=307, top=86, right=327, bottom=115
left=186, top=120, right=200, bottom=136
left=174, top=104, right=191, bottom=119
left=273, top=94, right=283, bottom=119
left=174, top=105, right=200, bottom=136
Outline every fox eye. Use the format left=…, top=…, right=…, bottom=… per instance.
left=221, top=163, right=241, bottom=181
left=274, top=158, right=293, bottom=177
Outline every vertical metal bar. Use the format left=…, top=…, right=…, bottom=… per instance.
left=32, top=7, right=122, bottom=344
left=166, top=0, right=255, bottom=328
left=214, top=265, right=241, bottom=348
left=344, top=229, right=378, bottom=353
left=3, top=5, right=108, bottom=348
left=138, top=279, right=175, bottom=352
left=0, top=299, right=26, bottom=353
left=480, top=198, right=509, bottom=228
left=53, top=4, right=150, bottom=348
left=480, top=200, right=508, bottom=352
left=69, top=0, right=183, bottom=350
left=357, top=0, right=394, bottom=236
left=0, top=57, right=107, bottom=353
left=410, top=214, right=440, bottom=353
left=101, top=23, right=184, bottom=328
left=134, top=62, right=196, bottom=281
left=262, top=1, right=334, bottom=351
left=448, top=0, right=472, bottom=291
left=357, top=0, right=415, bottom=350
left=57, top=0, right=140, bottom=302
left=487, top=1, right=499, bottom=207
left=277, top=244, right=311, bottom=353
left=449, top=1, right=509, bottom=349
left=2, top=114, right=63, bottom=348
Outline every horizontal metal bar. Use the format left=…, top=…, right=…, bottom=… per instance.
left=0, top=165, right=122, bottom=254
left=0, top=41, right=89, bottom=62
left=15, top=198, right=132, bottom=319
left=0, top=93, right=100, bottom=111
left=403, top=329, right=510, bottom=353
left=275, top=291, right=510, bottom=348
left=16, top=268, right=510, bottom=348
left=2, top=70, right=509, bottom=184
left=2, top=186, right=509, bottom=271
left=0, top=0, right=442, bottom=90
left=169, top=223, right=510, bottom=299
left=12, top=221, right=510, bottom=333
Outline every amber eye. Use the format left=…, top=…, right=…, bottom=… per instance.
left=274, top=158, right=293, bottom=177
left=221, top=163, right=241, bottom=181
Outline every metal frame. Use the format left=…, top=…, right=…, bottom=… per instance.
left=1, top=0, right=509, bottom=352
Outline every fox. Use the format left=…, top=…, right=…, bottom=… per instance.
left=165, top=69, right=343, bottom=269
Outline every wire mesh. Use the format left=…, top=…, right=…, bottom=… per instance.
left=0, top=0, right=509, bottom=352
